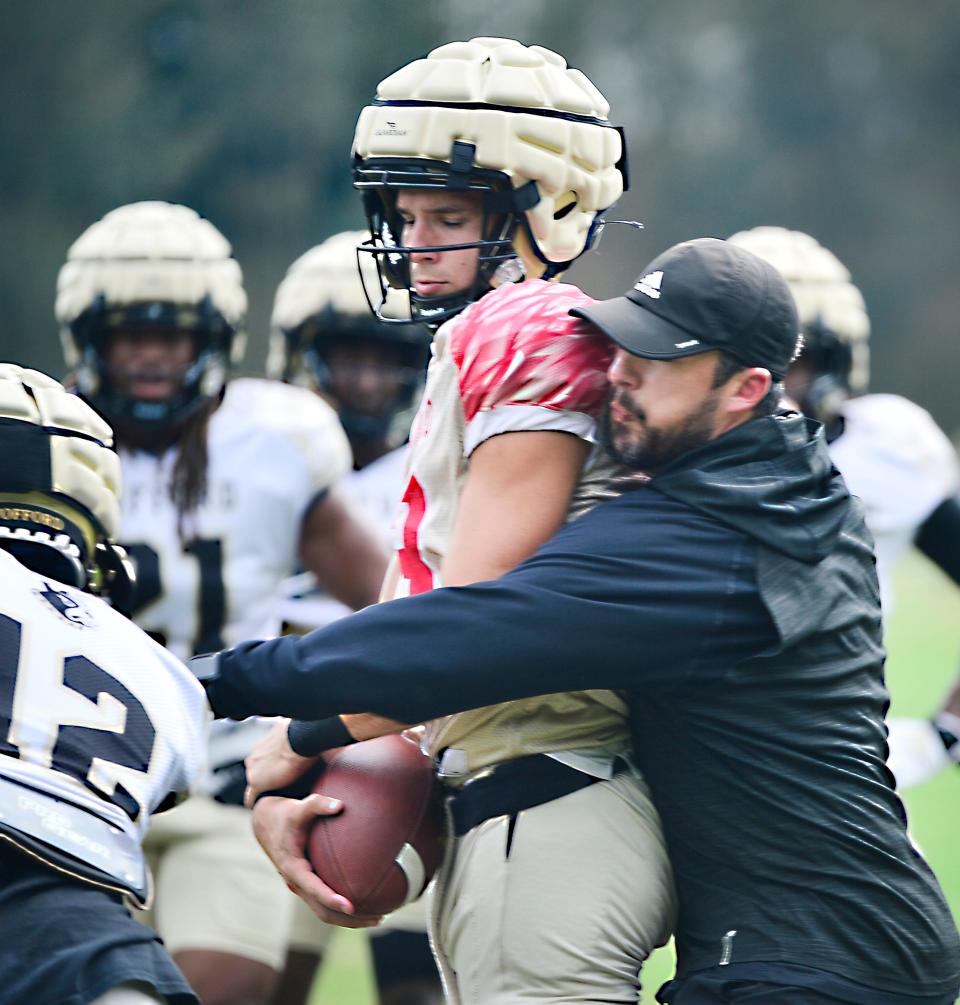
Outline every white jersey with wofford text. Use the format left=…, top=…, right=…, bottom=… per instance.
left=118, top=378, right=351, bottom=657
left=0, top=549, right=207, bottom=901
left=118, top=378, right=351, bottom=783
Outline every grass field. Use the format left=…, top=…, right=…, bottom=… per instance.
left=311, top=553, right=960, bottom=1004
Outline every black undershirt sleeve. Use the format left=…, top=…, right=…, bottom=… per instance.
left=287, top=716, right=355, bottom=756
left=915, top=495, right=960, bottom=586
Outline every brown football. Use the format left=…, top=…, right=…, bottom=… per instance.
left=306, top=733, right=445, bottom=916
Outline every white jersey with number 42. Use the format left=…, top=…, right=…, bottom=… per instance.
left=0, top=549, right=207, bottom=902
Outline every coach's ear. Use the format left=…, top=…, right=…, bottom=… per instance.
left=726, top=367, right=772, bottom=416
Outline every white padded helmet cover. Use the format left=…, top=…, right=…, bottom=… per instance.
left=271, top=231, right=409, bottom=331
left=55, top=201, right=247, bottom=332
left=728, top=226, right=870, bottom=391
left=353, top=38, right=624, bottom=264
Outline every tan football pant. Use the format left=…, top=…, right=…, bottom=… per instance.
left=287, top=878, right=429, bottom=953
left=285, top=889, right=336, bottom=954
left=139, top=795, right=297, bottom=970
left=431, top=767, right=675, bottom=1004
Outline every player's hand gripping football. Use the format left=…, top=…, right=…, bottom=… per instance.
left=251, top=794, right=384, bottom=929
left=243, top=718, right=319, bottom=808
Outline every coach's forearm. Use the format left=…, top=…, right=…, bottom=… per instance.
left=202, top=505, right=772, bottom=723
left=203, top=581, right=599, bottom=723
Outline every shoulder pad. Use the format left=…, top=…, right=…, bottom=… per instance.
left=223, top=379, right=352, bottom=492
left=836, top=394, right=959, bottom=529
left=842, top=395, right=957, bottom=477
left=449, top=281, right=613, bottom=422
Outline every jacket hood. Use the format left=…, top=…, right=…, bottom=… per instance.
left=652, top=410, right=849, bottom=563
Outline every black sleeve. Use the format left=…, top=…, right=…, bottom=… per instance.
left=206, top=497, right=777, bottom=723
left=915, top=495, right=960, bottom=586
left=287, top=716, right=355, bottom=756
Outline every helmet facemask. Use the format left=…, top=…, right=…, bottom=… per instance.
left=355, top=145, right=539, bottom=327
left=67, top=294, right=235, bottom=432
left=57, top=202, right=247, bottom=438
left=351, top=39, right=627, bottom=327
left=269, top=229, right=432, bottom=447
left=294, top=310, right=429, bottom=444
left=787, top=317, right=855, bottom=424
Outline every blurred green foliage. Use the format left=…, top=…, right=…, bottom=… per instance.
left=1, top=1, right=958, bottom=436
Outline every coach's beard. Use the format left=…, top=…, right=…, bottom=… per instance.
left=599, top=389, right=721, bottom=473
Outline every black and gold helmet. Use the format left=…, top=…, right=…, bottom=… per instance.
left=352, top=37, right=628, bottom=326
left=0, top=364, right=134, bottom=610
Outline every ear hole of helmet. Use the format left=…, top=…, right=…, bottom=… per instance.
left=553, top=192, right=578, bottom=220
left=67, top=295, right=238, bottom=433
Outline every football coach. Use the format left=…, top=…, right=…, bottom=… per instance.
left=197, top=239, right=960, bottom=1004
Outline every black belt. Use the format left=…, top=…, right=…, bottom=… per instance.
left=445, top=753, right=620, bottom=837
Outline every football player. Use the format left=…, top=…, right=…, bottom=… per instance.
left=244, top=38, right=675, bottom=1004
left=268, top=231, right=430, bottom=630
left=269, top=230, right=430, bottom=476
left=0, top=364, right=207, bottom=1005
left=55, top=202, right=388, bottom=1005
left=267, top=233, right=437, bottom=1005
left=728, top=226, right=960, bottom=790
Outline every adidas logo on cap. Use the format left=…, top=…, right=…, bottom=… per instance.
left=634, top=271, right=663, bottom=299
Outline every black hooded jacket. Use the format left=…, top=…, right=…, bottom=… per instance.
left=209, top=412, right=960, bottom=999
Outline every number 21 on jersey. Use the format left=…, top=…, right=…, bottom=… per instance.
left=123, top=538, right=226, bottom=655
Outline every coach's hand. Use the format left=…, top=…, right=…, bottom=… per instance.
left=244, top=718, right=320, bottom=808
left=251, top=794, right=383, bottom=929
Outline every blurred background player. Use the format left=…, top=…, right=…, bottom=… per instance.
left=268, top=231, right=430, bottom=630
left=249, top=37, right=675, bottom=1004
left=54, top=201, right=388, bottom=1005
left=728, top=226, right=960, bottom=790
left=0, top=364, right=207, bottom=1005
left=269, top=231, right=429, bottom=479
left=266, top=233, right=436, bottom=1004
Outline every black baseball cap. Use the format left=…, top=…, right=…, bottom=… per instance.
left=571, top=238, right=800, bottom=380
